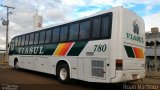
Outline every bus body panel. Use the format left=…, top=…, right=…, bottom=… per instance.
left=77, top=58, right=84, bottom=80
left=111, top=7, right=145, bottom=83
left=109, top=7, right=121, bottom=80
left=121, top=7, right=145, bottom=70
left=111, top=69, right=145, bottom=83
left=79, top=40, right=110, bottom=82
left=24, top=56, right=34, bottom=70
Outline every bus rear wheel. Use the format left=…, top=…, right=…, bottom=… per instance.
left=57, top=64, right=70, bottom=83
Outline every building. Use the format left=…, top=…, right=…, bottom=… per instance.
left=145, top=32, right=160, bottom=71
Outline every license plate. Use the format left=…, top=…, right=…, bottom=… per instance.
left=132, top=74, right=137, bottom=79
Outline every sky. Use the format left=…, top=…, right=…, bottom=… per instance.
left=0, top=0, right=160, bottom=49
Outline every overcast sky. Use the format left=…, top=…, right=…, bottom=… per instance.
left=0, top=0, right=160, bottom=49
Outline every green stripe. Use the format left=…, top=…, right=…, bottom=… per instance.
left=67, top=41, right=88, bottom=56
left=124, top=45, right=135, bottom=58
left=10, top=41, right=88, bottom=56
left=11, top=44, right=58, bottom=55
left=43, top=44, right=58, bottom=55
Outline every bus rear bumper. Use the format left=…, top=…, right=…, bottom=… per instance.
left=111, top=69, right=146, bottom=83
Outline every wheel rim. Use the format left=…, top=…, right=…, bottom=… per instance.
left=15, top=62, right=19, bottom=69
left=60, top=68, right=67, bottom=80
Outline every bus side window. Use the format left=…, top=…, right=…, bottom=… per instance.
left=60, top=25, right=68, bottom=42
left=11, top=38, right=15, bottom=45
left=15, top=37, right=18, bottom=46
left=45, top=30, right=51, bottom=43
left=79, top=20, right=90, bottom=40
left=92, top=17, right=101, bottom=39
left=52, top=27, right=60, bottom=43
left=21, top=35, right=25, bottom=46
left=34, top=32, right=39, bottom=44
left=29, top=33, right=34, bottom=45
left=39, top=31, right=45, bottom=44
left=69, top=23, right=79, bottom=41
left=18, top=36, right=22, bottom=46
left=10, top=38, right=15, bottom=49
left=101, top=16, right=109, bottom=38
left=25, top=34, right=29, bottom=45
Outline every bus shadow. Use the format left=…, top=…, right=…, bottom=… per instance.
left=12, top=68, right=58, bottom=80
left=14, top=68, right=125, bottom=90
left=70, top=80, right=124, bottom=90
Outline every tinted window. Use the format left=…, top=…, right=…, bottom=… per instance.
left=25, top=34, right=29, bottom=45
left=69, top=23, right=79, bottom=41
left=34, top=32, right=39, bottom=44
left=60, top=26, right=68, bottom=42
left=52, top=27, right=60, bottom=43
left=45, top=30, right=51, bottom=43
left=93, top=17, right=101, bottom=39
left=11, top=38, right=15, bottom=44
left=21, top=35, right=25, bottom=46
left=15, top=37, right=18, bottom=46
left=18, top=36, right=22, bottom=46
left=29, top=33, right=34, bottom=45
left=101, top=16, right=109, bottom=38
left=10, top=38, right=15, bottom=49
left=39, top=31, right=45, bottom=44
left=79, top=20, right=90, bottom=40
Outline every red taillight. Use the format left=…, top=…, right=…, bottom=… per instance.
left=116, top=59, right=123, bottom=70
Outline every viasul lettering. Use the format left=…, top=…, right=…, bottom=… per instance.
left=126, top=33, right=144, bottom=43
left=18, top=46, right=44, bottom=55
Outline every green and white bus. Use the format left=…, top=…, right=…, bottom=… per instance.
left=9, top=6, right=145, bottom=83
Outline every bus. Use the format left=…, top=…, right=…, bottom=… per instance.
left=9, top=6, right=145, bottom=83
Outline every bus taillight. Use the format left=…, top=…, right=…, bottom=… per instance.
left=116, top=59, right=123, bottom=70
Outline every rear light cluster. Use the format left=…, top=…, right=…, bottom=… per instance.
left=116, top=59, right=123, bottom=70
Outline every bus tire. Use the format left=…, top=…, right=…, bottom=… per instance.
left=14, top=60, right=19, bottom=70
left=57, top=64, right=70, bottom=83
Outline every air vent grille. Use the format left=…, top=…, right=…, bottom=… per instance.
left=91, top=60, right=104, bottom=77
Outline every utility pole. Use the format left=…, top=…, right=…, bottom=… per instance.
left=1, top=5, right=15, bottom=62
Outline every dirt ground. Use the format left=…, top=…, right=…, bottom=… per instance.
left=0, top=63, right=160, bottom=90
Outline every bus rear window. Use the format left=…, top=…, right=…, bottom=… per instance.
left=101, top=16, right=109, bottom=38
left=93, top=17, right=101, bottom=39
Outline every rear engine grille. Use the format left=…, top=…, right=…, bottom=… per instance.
left=91, top=60, right=104, bottom=77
